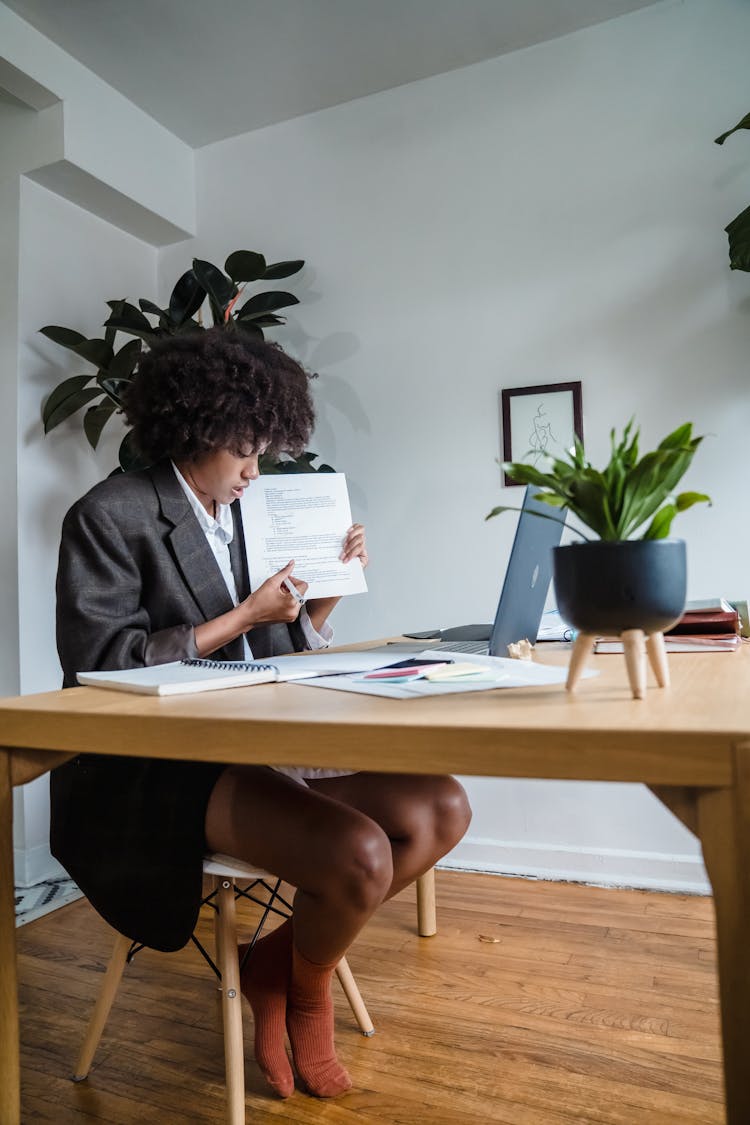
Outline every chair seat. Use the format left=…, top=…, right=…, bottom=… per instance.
left=203, top=853, right=276, bottom=880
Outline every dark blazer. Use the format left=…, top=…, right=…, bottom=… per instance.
left=51, top=461, right=307, bottom=951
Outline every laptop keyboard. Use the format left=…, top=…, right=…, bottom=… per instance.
left=436, top=640, right=490, bottom=654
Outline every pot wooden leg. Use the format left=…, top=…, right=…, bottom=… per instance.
left=622, top=629, right=646, bottom=699
left=645, top=631, right=670, bottom=688
left=566, top=633, right=595, bottom=692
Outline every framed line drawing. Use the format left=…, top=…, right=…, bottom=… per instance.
left=501, top=381, right=583, bottom=487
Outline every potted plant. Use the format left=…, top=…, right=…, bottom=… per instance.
left=39, top=249, right=334, bottom=474
left=487, top=421, right=710, bottom=697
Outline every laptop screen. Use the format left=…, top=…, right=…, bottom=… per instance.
left=487, top=485, right=566, bottom=656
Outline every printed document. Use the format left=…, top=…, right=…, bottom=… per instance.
left=241, top=473, right=368, bottom=599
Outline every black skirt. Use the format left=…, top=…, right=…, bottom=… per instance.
left=50, top=754, right=225, bottom=952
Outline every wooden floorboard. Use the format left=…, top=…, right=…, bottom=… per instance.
left=17, top=871, right=722, bottom=1123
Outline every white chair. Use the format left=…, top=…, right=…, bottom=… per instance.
left=72, top=854, right=378, bottom=1124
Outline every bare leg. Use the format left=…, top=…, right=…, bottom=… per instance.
left=204, top=766, right=393, bottom=1098
left=307, top=772, right=472, bottom=900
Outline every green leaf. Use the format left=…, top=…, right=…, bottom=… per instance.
left=42, top=374, right=94, bottom=428
left=83, top=399, right=118, bottom=450
left=714, top=113, right=750, bottom=145
left=40, top=325, right=87, bottom=351
left=224, top=250, right=266, bottom=282
left=40, top=326, right=113, bottom=369
left=139, top=298, right=165, bottom=318
left=642, top=503, right=677, bottom=540
left=192, top=258, right=237, bottom=312
left=236, top=291, right=300, bottom=318
left=44, top=385, right=103, bottom=432
left=118, top=429, right=152, bottom=473
left=726, top=203, right=750, bottom=272
left=107, top=338, right=142, bottom=381
left=104, top=300, right=127, bottom=347
left=103, top=316, right=161, bottom=344
left=674, top=491, right=711, bottom=511
left=263, top=259, right=305, bottom=280
left=168, top=270, right=206, bottom=325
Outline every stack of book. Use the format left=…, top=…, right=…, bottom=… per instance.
left=595, top=598, right=743, bottom=654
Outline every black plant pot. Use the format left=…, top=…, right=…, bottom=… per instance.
left=553, top=539, right=687, bottom=636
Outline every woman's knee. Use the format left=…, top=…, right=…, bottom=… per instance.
left=325, top=820, right=393, bottom=913
left=430, top=776, right=472, bottom=850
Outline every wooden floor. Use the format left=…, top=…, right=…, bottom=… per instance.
left=17, top=871, right=723, bottom=1124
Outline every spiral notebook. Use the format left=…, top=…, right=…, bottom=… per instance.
left=76, top=658, right=312, bottom=696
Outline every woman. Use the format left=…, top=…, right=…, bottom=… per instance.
left=51, top=327, right=471, bottom=1100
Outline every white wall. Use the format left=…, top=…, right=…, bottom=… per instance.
left=13, top=179, right=157, bottom=885
left=158, top=0, right=750, bottom=891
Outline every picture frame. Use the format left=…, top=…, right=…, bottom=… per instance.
left=501, top=381, right=583, bottom=487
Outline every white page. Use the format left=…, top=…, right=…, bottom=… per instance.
left=240, top=474, right=368, bottom=599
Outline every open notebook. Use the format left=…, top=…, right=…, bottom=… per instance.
left=76, top=658, right=310, bottom=696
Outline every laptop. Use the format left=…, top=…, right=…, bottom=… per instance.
left=406, top=486, right=566, bottom=656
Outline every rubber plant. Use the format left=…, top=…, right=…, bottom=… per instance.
left=40, top=250, right=333, bottom=474
left=487, top=420, right=710, bottom=541
left=715, top=112, right=750, bottom=272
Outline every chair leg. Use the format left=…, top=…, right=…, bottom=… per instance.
left=416, top=868, right=437, bottom=937
left=216, top=879, right=245, bottom=1125
left=73, top=931, right=131, bottom=1081
left=335, top=956, right=375, bottom=1036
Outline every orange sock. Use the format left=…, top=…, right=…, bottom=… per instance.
left=286, top=946, right=352, bottom=1098
left=239, top=919, right=294, bottom=1098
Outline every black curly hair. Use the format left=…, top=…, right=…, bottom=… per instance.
left=121, top=327, right=315, bottom=463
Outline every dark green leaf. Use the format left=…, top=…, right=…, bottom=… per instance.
left=224, top=250, right=266, bottom=282
left=41, top=326, right=113, bottom=369
left=726, top=203, right=750, bottom=271
left=118, top=429, right=152, bottom=473
left=236, top=291, right=300, bottom=318
left=40, top=325, right=87, bottom=351
left=107, top=338, right=142, bottom=381
left=168, top=270, right=206, bottom=325
left=103, top=316, right=161, bottom=344
left=44, top=386, right=103, bottom=432
left=263, top=259, right=305, bottom=280
left=42, top=374, right=94, bottom=428
left=714, top=113, right=750, bottom=145
left=104, top=300, right=127, bottom=347
left=83, top=399, right=118, bottom=449
left=139, top=298, right=165, bottom=318
left=192, top=259, right=236, bottom=312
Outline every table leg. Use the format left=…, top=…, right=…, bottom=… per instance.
left=697, top=742, right=750, bottom=1125
left=0, top=748, right=20, bottom=1125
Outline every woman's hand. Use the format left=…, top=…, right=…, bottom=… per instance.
left=340, top=523, right=368, bottom=568
left=306, top=524, right=369, bottom=633
left=243, top=561, right=308, bottom=627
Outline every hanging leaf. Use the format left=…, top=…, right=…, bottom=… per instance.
left=236, top=291, right=300, bottom=319
left=168, top=270, right=206, bottom=325
left=107, top=338, right=142, bottom=381
left=263, top=259, right=305, bottom=280
left=118, top=429, right=152, bottom=473
left=726, top=203, right=750, bottom=271
left=714, top=113, right=750, bottom=145
left=41, top=327, right=113, bottom=369
left=224, top=250, right=266, bottom=282
left=192, top=259, right=237, bottom=312
left=104, top=300, right=127, bottom=347
left=42, top=374, right=94, bottom=429
left=102, top=317, right=161, bottom=344
left=40, top=325, right=87, bottom=352
left=44, top=385, right=103, bottom=432
left=83, top=399, right=118, bottom=449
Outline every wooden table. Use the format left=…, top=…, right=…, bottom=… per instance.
left=2, top=644, right=749, bottom=1124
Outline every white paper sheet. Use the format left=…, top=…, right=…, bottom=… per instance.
left=240, top=473, right=368, bottom=599
left=294, top=650, right=595, bottom=699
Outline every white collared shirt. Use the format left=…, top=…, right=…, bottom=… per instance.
left=171, top=463, right=332, bottom=659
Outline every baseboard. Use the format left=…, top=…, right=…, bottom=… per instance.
left=13, top=842, right=68, bottom=888
left=440, top=836, right=711, bottom=894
